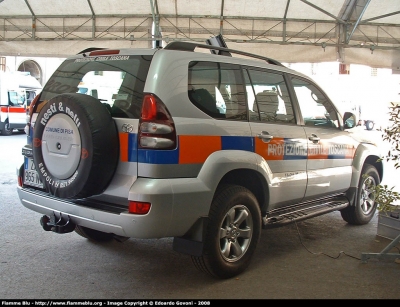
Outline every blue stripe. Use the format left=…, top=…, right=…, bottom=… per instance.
left=283, top=140, right=308, bottom=160
left=221, top=136, right=254, bottom=151
left=128, top=133, right=138, bottom=162
left=138, top=148, right=179, bottom=164
left=328, top=154, right=346, bottom=159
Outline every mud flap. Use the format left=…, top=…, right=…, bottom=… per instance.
left=173, top=217, right=208, bottom=256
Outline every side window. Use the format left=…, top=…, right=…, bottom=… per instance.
left=291, top=76, right=339, bottom=129
left=244, top=68, right=296, bottom=124
left=188, top=61, right=247, bottom=120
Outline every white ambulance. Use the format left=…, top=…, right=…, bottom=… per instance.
left=0, top=71, right=42, bottom=136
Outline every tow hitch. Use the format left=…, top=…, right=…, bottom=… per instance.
left=40, top=213, right=76, bottom=234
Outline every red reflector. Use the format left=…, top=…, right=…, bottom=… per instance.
left=129, top=201, right=151, bottom=214
left=89, top=50, right=120, bottom=56
left=18, top=176, right=23, bottom=187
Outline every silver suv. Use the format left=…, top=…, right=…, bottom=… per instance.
left=17, top=42, right=383, bottom=279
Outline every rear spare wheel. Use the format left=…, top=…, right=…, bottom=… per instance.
left=32, top=93, right=119, bottom=199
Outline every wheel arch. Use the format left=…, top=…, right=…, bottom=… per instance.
left=173, top=155, right=270, bottom=257
left=196, top=150, right=270, bottom=213
left=346, top=144, right=383, bottom=206
left=217, top=168, right=268, bottom=213
left=350, top=144, right=383, bottom=187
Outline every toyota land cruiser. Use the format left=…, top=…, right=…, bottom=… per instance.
left=17, top=41, right=383, bottom=279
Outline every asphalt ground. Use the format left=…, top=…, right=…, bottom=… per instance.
left=0, top=129, right=399, bottom=300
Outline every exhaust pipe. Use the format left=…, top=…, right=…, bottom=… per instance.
left=40, top=212, right=76, bottom=234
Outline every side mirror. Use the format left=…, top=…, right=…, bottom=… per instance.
left=343, top=112, right=356, bottom=129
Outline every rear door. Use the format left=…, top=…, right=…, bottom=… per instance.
left=25, top=51, right=153, bottom=199
left=244, top=67, right=308, bottom=208
left=7, top=90, right=26, bottom=125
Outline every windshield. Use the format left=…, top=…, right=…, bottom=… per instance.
left=40, top=54, right=152, bottom=118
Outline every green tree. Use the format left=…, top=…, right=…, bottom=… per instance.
left=375, top=103, right=400, bottom=213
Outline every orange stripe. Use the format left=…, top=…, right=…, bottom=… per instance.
left=179, top=135, right=221, bottom=164
left=119, top=133, right=129, bottom=162
left=255, top=137, right=285, bottom=160
left=345, top=146, right=356, bottom=159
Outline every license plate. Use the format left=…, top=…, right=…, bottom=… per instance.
left=24, top=158, right=44, bottom=188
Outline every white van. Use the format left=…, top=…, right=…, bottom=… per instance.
left=0, top=71, right=42, bottom=135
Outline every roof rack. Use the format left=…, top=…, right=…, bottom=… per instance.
left=163, top=41, right=284, bottom=66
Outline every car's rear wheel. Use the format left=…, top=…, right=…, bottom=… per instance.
left=1, top=120, right=13, bottom=136
left=341, top=164, right=379, bottom=225
left=191, top=184, right=261, bottom=279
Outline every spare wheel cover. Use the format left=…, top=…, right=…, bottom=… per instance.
left=32, top=93, right=119, bottom=199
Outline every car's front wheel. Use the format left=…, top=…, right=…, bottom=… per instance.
left=365, top=120, right=375, bottom=131
left=191, top=184, right=261, bottom=279
left=341, top=163, right=379, bottom=225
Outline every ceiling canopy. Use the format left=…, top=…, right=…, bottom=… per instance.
left=0, top=0, right=399, bottom=69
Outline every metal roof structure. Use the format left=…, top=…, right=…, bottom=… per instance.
left=0, top=0, right=399, bottom=69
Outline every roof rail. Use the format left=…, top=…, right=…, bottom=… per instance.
left=164, top=41, right=284, bottom=66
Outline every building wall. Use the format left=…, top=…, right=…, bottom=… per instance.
left=1, top=55, right=65, bottom=86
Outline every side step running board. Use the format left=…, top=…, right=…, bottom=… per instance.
left=263, top=196, right=349, bottom=228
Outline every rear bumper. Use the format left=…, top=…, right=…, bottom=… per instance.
left=17, top=177, right=213, bottom=239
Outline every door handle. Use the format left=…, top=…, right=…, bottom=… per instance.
left=308, top=133, right=320, bottom=143
left=257, top=131, right=273, bottom=142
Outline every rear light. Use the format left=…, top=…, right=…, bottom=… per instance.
left=17, top=175, right=23, bottom=187
left=139, top=94, right=176, bottom=149
left=129, top=201, right=151, bottom=214
left=17, top=164, right=23, bottom=187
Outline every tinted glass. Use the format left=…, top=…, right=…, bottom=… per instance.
left=40, top=55, right=152, bottom=118
left=291, top=76, right=339, bottom=128
left=188, top=61, right=247, bottom=120
left=245, top=68, right=296, bottom=124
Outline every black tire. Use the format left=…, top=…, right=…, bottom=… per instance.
left=365, top=120, right=374, bottom=131
left=32, top=93, right=119, bottom=199
left=341, top=164, right=379, bottom=225
left=1, top=120, right=13, bottom=136
left=191, top=184, right=261, bottom=279
left=75, top=225, right=114, bottom=242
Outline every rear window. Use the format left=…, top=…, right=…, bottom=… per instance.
left=40, top=55, right=152, bottom=118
